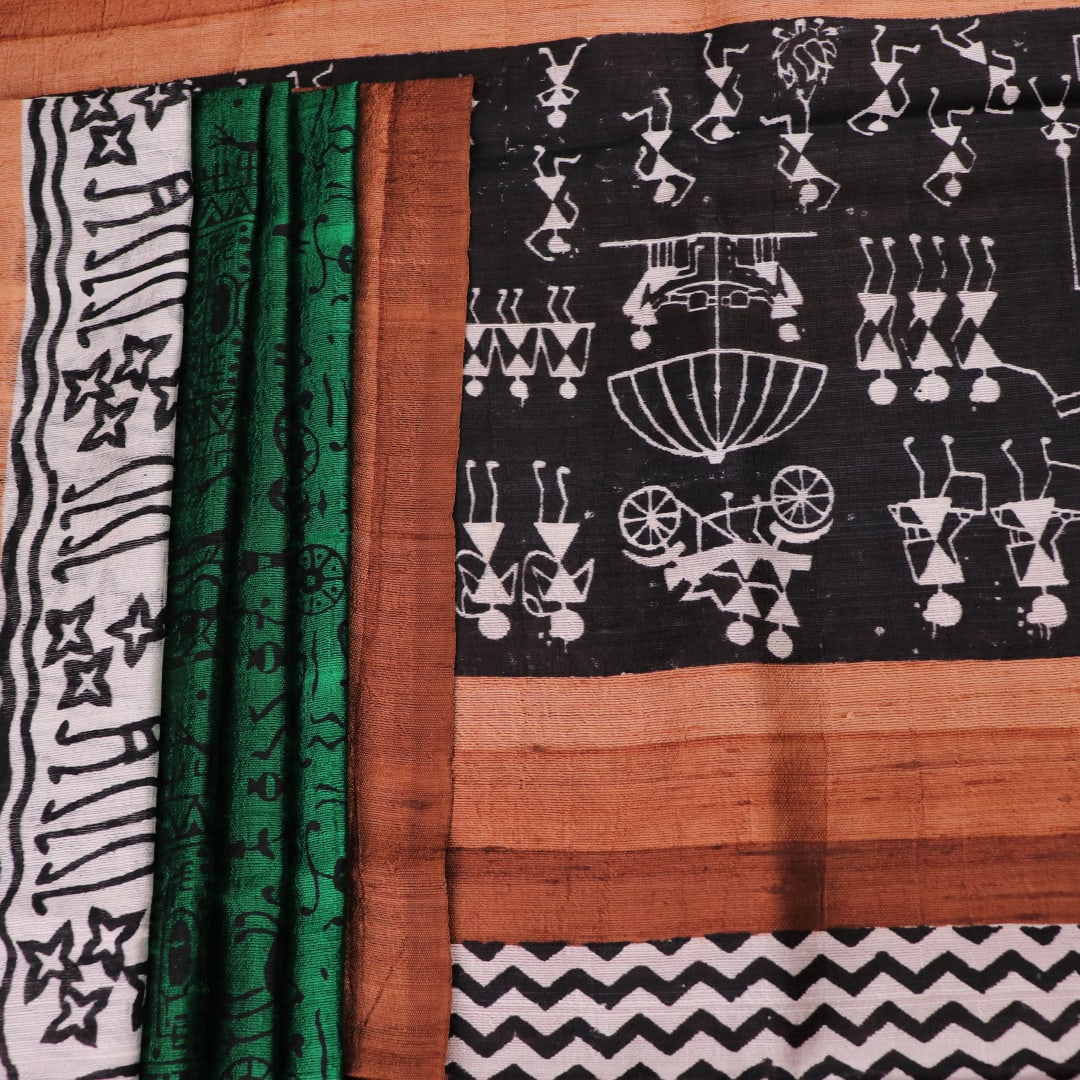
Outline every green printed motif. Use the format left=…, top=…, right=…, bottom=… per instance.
left=144, top=81, right=355, bottom=1079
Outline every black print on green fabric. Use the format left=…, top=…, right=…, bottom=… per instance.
left=197, top=13, right=1080, bottom=675
left=143, top=82, right=353, bottom=1080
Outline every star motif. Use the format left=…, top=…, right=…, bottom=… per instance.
left=148, top=374, right=179, bottom=431
left=78, top=907, right=143, bottom=980
left=18, top=922, right=79, bottom=1004
left=43, top=597, right=95, bottom=667
left=86, top=114, right=137, bottom=168
left=58, top=647, right=113, bottom=710
left=62, top=350, right=113, bottom=420
left=70, top=89, right=117, bottom=131
left=112, top=333, right=171, bottom=391
left=105, top=595, right=164, bottom=668
left=130, top=82, right=187, bottom=130
left=78, top=395, right=138, bottom=452
left=43, top=982, right=111, bottom=1046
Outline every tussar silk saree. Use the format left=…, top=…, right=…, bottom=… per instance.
left=4, top=2, right=1080, bottom=1079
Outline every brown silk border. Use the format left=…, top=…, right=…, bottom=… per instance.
left=1, top=0, right=1078, bottom=99
left=450, top=659, right=1080, bottom=942
left=347, top=79, right=472, bottom=1080
left=0, top=101, right=25, bottom=527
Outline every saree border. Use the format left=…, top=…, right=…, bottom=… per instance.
left=347, top=77, right=473, bottom=1080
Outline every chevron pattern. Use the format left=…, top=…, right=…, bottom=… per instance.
left=447, top=925, right=1080, bottom=1078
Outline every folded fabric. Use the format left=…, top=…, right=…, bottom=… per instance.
left=0, top=86, right=191, bottom=1078
left=143, top=80, right=353, bottom=1080
left=4, top=8, right=1080, bottom=1080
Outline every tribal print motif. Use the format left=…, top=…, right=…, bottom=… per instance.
left=0, top=86, right=190, bottom=1079
left=448, top=926, right=1080, bottom=1078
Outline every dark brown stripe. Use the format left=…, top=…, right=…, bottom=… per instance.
left=347, top=78, right=472, bottom=1080
left=449, top=835, right=1080, bottom=943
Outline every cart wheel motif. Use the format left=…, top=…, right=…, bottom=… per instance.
left=770, top=466, right=834, bottom=532
left=296, top=544, right=345, bottom=614
left=619, top=485, right=682, bottom=550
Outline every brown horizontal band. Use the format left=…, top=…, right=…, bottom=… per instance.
left=453, top=729, right=1080, bottom=848
left=449, top=834, right=1080, bottom=942
left=0, top=0, right=1074, bottom=99
left=450, top=657, right=1080, bottom=940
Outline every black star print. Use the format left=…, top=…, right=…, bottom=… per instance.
left=78, top=395, right=138, bottom=452
left=70, top=89, right=117, bottom=131
left=62, top=350, right=113, bottom=420
left=58, top=647, right=113, bottom=710
left=106, top=595, right=164, bottom=667
left=148, top=374, right=179, bottom=431
left=130, top=82, right=187, bottom=130
left=78, top=907, right=143, bottom=980
left=43, top=983, right=111, bottom=1046
left=86, top=114, right=137, bottom=168
left=18, top=922, right=79, bottom=1004
left=43, top=597, right=95, bottom=668
left=112, top=333, right=171, bottom=391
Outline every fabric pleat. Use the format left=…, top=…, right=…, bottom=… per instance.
left=144, top=81, right=353, bottom=1080
left=142, top=82, right=262, bottom=1080
left=283, top=83, right=354, bottom=1075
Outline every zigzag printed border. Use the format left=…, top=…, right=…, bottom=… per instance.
left=448, top=926, right=1080, bottom=1078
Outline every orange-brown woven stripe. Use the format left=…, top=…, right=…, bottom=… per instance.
left=0, top=101, right=25, bottom=528
left=450, top=836, right=1080, bottom=942
left=347, top=78, right=472, bottom=1080
left=449, top=659, right=1080, bottom=942
left=2, top=0, right=1079, bottom=99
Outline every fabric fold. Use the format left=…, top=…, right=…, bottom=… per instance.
left=144, top=80, right=354, bottom=1080
left=346, top=77, right=473, bottom=1080
left=0, top=85, right=191, bottom=1078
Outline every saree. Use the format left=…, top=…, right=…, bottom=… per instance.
left=3, top=2, right=1080, bottom=1078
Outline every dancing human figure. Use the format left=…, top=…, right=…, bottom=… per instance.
left=848, top=24, right=921, bottom=135
left=933, top=19, right=1021, bottom=113
left=525, top=145, right=581, bottom=260
left=924, top=88, right=977, bottom=206
left=623, top=87, right=696, bottom=206
left=692, top=35, right=748, bottom=143
left=537, top=42, right=587, bottom=129
left=761, top=89, right=840, bottom=211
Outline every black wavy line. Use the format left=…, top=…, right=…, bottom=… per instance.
left=0, top=96, right=69, bottom=1080
left=446, top=1044, right=1080, bottom=1080
left=53, top=529, right=172, bottom=583
left=57, top=503, right=171, bottom=555
left=449, top=999, right=1080, bottom=1058
left=62, top=453, right=173, bottom=501
left=0, top=93, right=50, bottom=1080
left=59, top=480, right=172, bottom=527
left=452, top=948, right=1080, bottom=1009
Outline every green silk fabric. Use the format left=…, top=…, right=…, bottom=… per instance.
left=144, top=81, right=355, bottom=1080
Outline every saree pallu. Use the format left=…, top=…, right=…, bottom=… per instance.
left=143, top=81, right=353, bottom=1080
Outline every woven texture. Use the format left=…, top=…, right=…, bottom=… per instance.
left=143, top=81, right=353, bottom=1080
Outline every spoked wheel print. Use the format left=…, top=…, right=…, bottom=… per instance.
left=619, top=485, right=682, bottom=550
left=770, top=466, right=834, bottom=534
left=296, top=543, right=345, bottom=615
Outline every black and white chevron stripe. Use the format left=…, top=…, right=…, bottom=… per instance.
left=447, top=925, right=1080, bottom=1078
